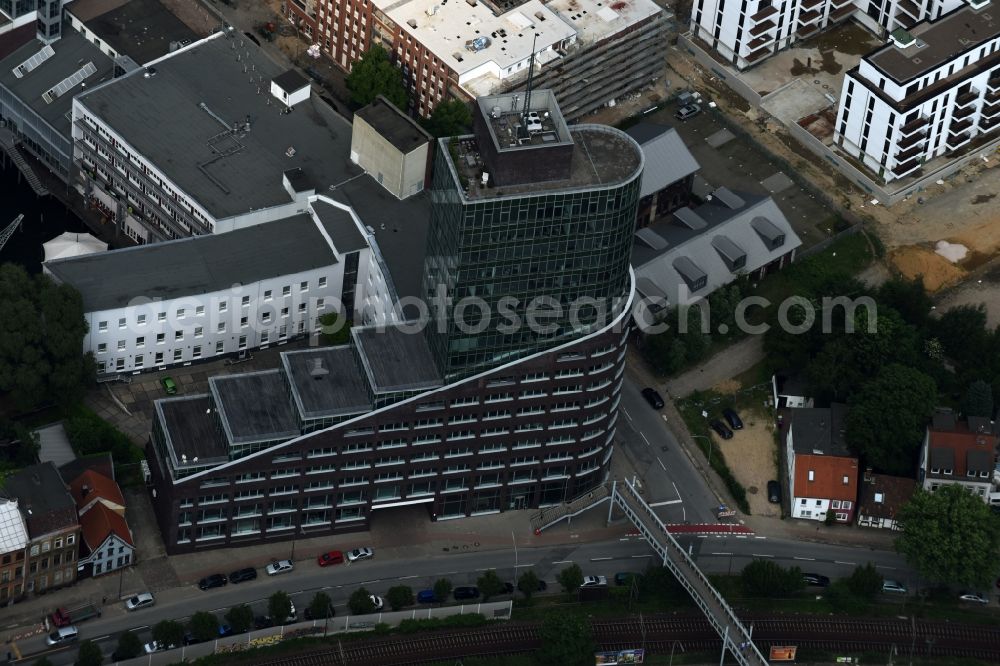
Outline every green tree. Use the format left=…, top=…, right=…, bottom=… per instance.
left=963, top=379, right=995, bottom=418
left=930, top=304, right=989, bottom=370
left=318, top=313, right=352, bottom=346
left=844, top=563, right=882, bottom=599
left=536, top=613, right=594, bottom=666
left=895, top=485, right=1000, bottom=587
left=556, top=563, right=584, bottom=594
left=386, top=585, right=414, bottom=611
left=151, top=619, right=184, bottom=649
left=346, top=45, right=408, bottom=109
left=34, top=659, right=54, bottom=666
left=225, top=604, right=254, bottom=633
left=476, top=569, right=505, bottom=601
left=517, top=570, right=540, bottom=600
left=114, top=631, right=142, bottom=660
left=740, top=560, right=804, bottom=597
left=876, top=276, right=932, bottom=330
left=308, top=591, right=334, bottom=619
left=846, top=364, right=937, bottom=475
left=0, top=265, right=94, bottom=413
left=188, top=611, right=219, bottom=642
left=268, top=591, right=293, bottom=624
left=433, top=578, right=453, bottom=603
left=348, top=586, right=376, bottom=615
left=75, top=640, right=103, bottom=666
left=422, top=99, right=472, bottom=138
left=638, top=565, right=683, bottom=602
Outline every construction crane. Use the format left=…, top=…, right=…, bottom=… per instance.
left=0, top=214, right=24, bottom=253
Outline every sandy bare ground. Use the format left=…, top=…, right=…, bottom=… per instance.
left=711, top=412, right=781, bottom=517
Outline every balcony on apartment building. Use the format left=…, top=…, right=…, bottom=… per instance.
left=985, top=84, right=1000, bottom=103
left=952, top=103, right=976, bottom=120
left=829, top=3, right=856, bottom=21
left=797, top=23, right=821, bottom=38
left=893, top=142, right=924, bottom=163
left=949, top=117, right=975, bottom=135
left=954, top=87, right=981, bottom=108
left=946, top=129, right=973, bottom=151
left=981, top=116, right=1000, bottom=132
left=892, top=157, right=921, bottom=178
left=800, top=0, right=823, bottom=8
left=987, top=72, right=1000, bottom=94
left=750, top=4, right=779, bottom=21
left=895, top=0, right=921, bottom=20
left=981, top=98, right=1000, bottom=119
left=898, top=113, right=929, bottom=136
left=745, top=45, right=775, bottom=64
left=749, top=19, right=778, bottom=37
left=798, top=8, right=822, bottom=24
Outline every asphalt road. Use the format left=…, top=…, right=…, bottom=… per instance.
left=618, top=377, right=722, bottom=525
left=19, top=530, right=920, bottom=664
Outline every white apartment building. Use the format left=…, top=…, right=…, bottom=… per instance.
left=690, top=0, right=964, bottom=70
left=44, top=196, right=396, bottom=376
left=70, top=32, right=362, bottom=244
left=834, top=0, right=1000, bottom=182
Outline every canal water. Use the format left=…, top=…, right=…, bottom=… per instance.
left=0, top=159, right=87, bottom=273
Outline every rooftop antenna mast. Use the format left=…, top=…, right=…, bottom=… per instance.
left=521, top=34, right=538, bottom=119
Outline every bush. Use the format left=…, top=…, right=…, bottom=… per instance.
left=386, top=585, right=414, bottom=611
left=476, top=569, right=505, bottom=601
left=225, top=604, right=254, bottom=633
left=740, top=560, right=804, bottom=598
left=557, top=563, right=584, bottom=593
left=308, top=592, right=334, bottom=619
left=64, top=406, right=143, bottom=481
left=189, top=611, right=219, bottom=642
left=349, top=587, right=376, bottom=615
left=517, top=570, right=540, bottom=600
left=152, top=619, right=184, bottom=648
left=397, top=614, right=488, bottom=634
left=114, top=631, right=142, bottom=660
left=433, top=578, right=453, bottom=603
left=318, top=313, right=352, bottom=346
left=269, top=591, right=293, bottom=624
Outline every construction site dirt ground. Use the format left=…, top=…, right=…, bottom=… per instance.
left=711, top=412, right=781, bottom=518
left=659, top=40, right=1000, bottom=296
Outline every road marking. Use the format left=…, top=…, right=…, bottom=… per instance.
left=711, top=552, right=733, bottom=556
left=682, top=506, right=686, bottom=521
left=656, top=457, right=666, bottom=471
left=751, top=554, right=773, bottom=558
left=671, top=481, right=680, bottom=498
left=834, top=561, right=857, bottom=566
left=399, top=575, right=419, bottom=579
left=359, top=579, right=379, bottom=584
left=648, top=499, right=682, bottom=507
left=475, top=568, right=493, bottom=571
left=623, top=407, right=633, bottom=422
left=793, top=557, right=815, bottom=561
left=640, top=432, right=650, bottom=446
left=591, top=557, right=612, bottom=561
left=92, top=635, right=111, bottom=642
left=875, top=565, right=896, bottom=570
left=514, top=563, right=535, bottom=568
left=619, top=537, right=631, bottom=542
left=552, top=560, right=573, bottom=564
left=754, top=536, right=767, bottom=539
left=631, top=554, right=653, bottom=558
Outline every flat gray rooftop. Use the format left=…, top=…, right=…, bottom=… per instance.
left=451, top=125, right=642, bottom=200
left=328, top=175, right=431, bottom=301
left=0, top=29, right=115, bottom=140
left=210, top=370, right=300, bottom=445
left=868, top=3, right=1000, bottom=83
left=45, top=213, right=334, bottom=312
left=68, top=0, right=199, bottom=64
left=282, top=346, right=372, bottom=420
left=156, top=394, right=228, bottom=463
left=355, top=96, right=431, bottom=154
left=790, top=404, right=851, bottom=457
left=312, top=198, right=368, bottom=254
left=353, top=325, right=442, bottom=394
left=76, top=32, right=361, bottom=220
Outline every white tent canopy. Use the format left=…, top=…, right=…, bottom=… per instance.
left=43, top=231, right=107, bottom=262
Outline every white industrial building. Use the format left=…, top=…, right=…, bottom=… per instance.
left=70, top=31, right=365, bottom=244
left=690, top=0, right=967, bottom=70
left=834, top=1, right=1000, bottom=182
left=44, top=195, right=396, bottom=376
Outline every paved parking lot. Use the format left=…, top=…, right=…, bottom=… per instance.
left=642, top=98, right=837, bottom=250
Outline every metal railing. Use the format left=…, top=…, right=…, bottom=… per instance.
left=611, top=479, right=769, bottom=666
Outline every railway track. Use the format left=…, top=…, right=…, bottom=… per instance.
left=254, top=615, right=1000, bottom=666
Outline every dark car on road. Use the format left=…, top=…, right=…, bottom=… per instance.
left=803, top=573, right=830, bottom=587
left=675, top=103, right=701, bottom=120
left=641, top=388, right=665, bottom=409
left=417, top=590, right=439, bottom=603
left=454, top=586, right=480, bottom=600
left=198, top=574, right=227, bottom=590
left=722, top=408, right=744, bottom=430
left=229, top=567, right=257, bottom=584
left=254, top=615, right=274, bottom=630
left=710, top=420, right=734, bottom=440
left=615, top=572, right=641, bottom=586
left=767, top=480, right=781, bottom=504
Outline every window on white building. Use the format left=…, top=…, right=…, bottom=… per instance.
left=118, top=317, right=126, bottom=328
left=318, top=276, right=327, bottom=288
left=195, top=305, right=204, bottom=315
left=173, top=349, right=182, bottom=361
left=219, top=301, right=227, bottom=312
left=300, top=280, right=308, bottom=292
left=264, top=289, right=272, bottom=301
left=217, top=322, right=226, bottom=333
left=194, top=326, right=203, bottom=338
left=136, top=336, right=145, bottom=348
left=97, top=343, right=107, bottom=353
left=192, top=345, right=202, bottom=359
left=177, top=308, right=185, bottom=319
left=137, top=314, right=146, bottom=325
left=242, top=295, right=250, bottom=306
left=238, top=335, right=247, bottom=349
left=157, top=312, right=166, bottom=322
left=156, top=333, right=165, bottom=344
left=216, top=341, right=224, bottom=354
left=98, top=321, right=108, bottom=332
left=155, top=352, right=163, bottom=364
left=117, top=340, right=126, bottom=351
left=175, top=331, right=183, bottom=341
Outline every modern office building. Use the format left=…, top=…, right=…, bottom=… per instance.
left=0, top=0, right=66, bottom=42
left=141, top=89, right=641, bottom=553
left=71, top=31, right=362, bottom=244
left=286, top=0, right=668, bottom=119
left=690, top=0, right=966, bottom=70
left=424, top=89, right=642, bottom=378
left=834, top=1, right=1000, bottom=182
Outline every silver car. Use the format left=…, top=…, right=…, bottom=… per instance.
left=265, top=559, right=294, bottom=576
left=347, top=547, right=374, bottom=562
left=125, top=592, right=155, bottom=611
